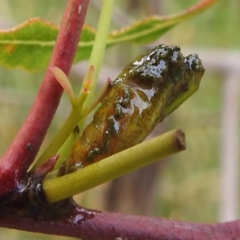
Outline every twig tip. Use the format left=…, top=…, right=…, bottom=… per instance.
left=175, top=129, right=186, bottom=150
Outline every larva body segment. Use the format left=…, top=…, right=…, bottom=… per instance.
left=62, top=45, right=204, bottom=174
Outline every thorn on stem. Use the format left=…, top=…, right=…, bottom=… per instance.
left=82, top=65, right=95, bottom=92
left=31, top=155, right=59, bottom=178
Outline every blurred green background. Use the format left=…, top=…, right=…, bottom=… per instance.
left=0, top=0, right=239, bottom=239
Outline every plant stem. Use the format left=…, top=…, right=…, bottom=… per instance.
left=0, top=0, right=89, bottom=197
left=43, top=129, right=185, bottom=203
left=0, top=202, right=239, bottom=240
left=33, top=0, right=115, bottom=169
left=33, top=109, right=80, bottom=169
left=83, top=0, right=115, bottom=106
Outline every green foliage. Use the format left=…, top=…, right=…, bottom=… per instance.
left=0, top=1, right=216, bottom=71
left=0, top=0, right=222, bottom=228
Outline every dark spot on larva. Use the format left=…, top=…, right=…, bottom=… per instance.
left=170, top=50, right=184, bottom=66
left=107, top=116, right=120, bottom=136
left=86, top=147, right=101, bottom=162
left=114, top=103, right=123, bottom=119
left=152, top=45, right=169, bottom=59
left=185, top=54, right=204, bottom=72
left=169, top=45, right=181, bottom=52
left=120, top=87, right=131, bottom=107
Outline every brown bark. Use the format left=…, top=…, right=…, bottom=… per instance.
left=0, top=200, right=239, bottom=240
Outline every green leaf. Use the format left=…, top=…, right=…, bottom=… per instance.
left=0, top=18, right=96, bottom=71
left=0, top=0, right=218, bottom=71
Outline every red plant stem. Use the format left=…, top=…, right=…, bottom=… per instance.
left=0, top=0, right=89, bottom=197
left=0, top=207, right=239, bottom=240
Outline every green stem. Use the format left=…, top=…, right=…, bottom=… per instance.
left=53, top=126, right=79, bottom=170
left=43, top=129, right=185, bottom=203
left=83, top=0, right=115, bottom=107
left=32, top=109, right=80, bottom=170
left=33, top=0, right=115, bottom=170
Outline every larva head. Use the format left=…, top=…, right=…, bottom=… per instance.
left=118, top=44, right=204, bottom=117
left=119, top=45, right=186, bottom=88
left=163, top=52, right=205, bottom=117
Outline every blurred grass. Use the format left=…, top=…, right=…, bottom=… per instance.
left=0, top=0, right=239, bottom=239
left=156, top=71, right=222, bottom=222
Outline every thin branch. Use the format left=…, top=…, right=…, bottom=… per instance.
left=0, top=0, right=89, bottom=197
left=33, top=0, right=115, bottom=170
left=84, top=0, right=115, bottom=106
left=43, top=129, right=186, bottom=203
left=0, top=202, right=239, bottom=240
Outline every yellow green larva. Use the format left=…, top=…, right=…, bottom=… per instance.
left=62, top=45, right=204, bottom=174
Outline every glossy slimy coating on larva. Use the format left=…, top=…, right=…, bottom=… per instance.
left=62, top=45, right=204, bottom=174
